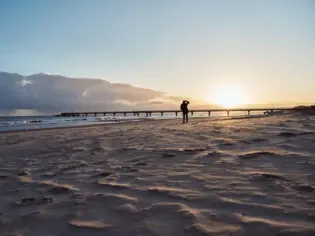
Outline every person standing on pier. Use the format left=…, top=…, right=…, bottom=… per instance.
left=180, top=100, right=190, bottom=124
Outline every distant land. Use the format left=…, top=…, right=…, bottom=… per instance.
left=0, top=72, right=214, bottom=116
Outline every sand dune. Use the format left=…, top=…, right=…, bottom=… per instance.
left=0, top=114, right=314, bottom=236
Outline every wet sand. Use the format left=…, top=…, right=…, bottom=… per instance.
left=0, top=114, right=314, bottom=236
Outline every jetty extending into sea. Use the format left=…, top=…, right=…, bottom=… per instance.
left=56, top=106, right=314, bottom=117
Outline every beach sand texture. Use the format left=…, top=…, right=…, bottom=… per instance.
left=0, top=114, right=314, bottom=236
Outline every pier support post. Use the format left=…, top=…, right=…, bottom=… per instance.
left=94, top=113, right=97, bottom=117
left=227, top=111, right=230, bottom=117
left=191, top=111, right=194, bottom=116
left=175, top=112, right=178, bottom=116
left=146, top=112, right=148, bottom=117
left=161, top=112, right=164, bottom=116
left=208, top=111, right=211, bottom=117
left=137, top=113, right=139, bottom=116
left=113, top=113, right=116, bottom=116
left=247, top=110, right=250, bottom=116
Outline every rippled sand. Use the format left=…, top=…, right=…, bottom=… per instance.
left=0, top=114, right=314, bottom=236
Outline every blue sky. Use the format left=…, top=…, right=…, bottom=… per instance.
left=1, top=0, right=314, bottom=104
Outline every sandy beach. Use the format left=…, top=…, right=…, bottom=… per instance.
left=0, top=114, right=314, bottom=236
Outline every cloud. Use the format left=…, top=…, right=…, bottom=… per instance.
left=0, top=72, right=211, bottom=115
left=18, top=78, right=32, bottom=87
left=148, top=96, right=178, bottom=105
left=82, top=90, right=89, bottom=97
left=149, top=101, right=164, bottom=105
left=113, top=99, right=137, bottom=106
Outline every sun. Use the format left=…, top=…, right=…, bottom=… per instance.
left=207, top=84, right=248, bottom=108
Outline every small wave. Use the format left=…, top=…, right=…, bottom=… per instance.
left=0, top=119, right=43, bottom=126
left=28, top=119, right=43, bottom=123
left=96, top=116, right=118, bottom=121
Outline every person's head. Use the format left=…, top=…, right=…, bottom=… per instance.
left=182, top=100, right=185, bottom=104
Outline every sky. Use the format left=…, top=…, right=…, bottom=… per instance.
left=0, top=0, right=314, bottom=105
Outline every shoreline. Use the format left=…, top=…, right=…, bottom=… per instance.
left=0, top=114, right=268, bottom=135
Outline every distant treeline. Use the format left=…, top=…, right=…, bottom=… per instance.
left=293, top=105, right=315, bottom=114
left=293, top=105, right=315, bottom=110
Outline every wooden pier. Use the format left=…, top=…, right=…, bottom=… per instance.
left=56, top=107, right=295, bottom=117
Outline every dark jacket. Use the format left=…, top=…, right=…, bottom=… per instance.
left=180, top=101, right=189, bottom=113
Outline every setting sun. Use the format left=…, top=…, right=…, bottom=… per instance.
left=207, top=84, right=248, bottom=108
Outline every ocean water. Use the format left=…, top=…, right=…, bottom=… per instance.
left=0, top=111, right=265, bottom=132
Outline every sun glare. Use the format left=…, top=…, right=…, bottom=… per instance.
left=208, top=84, right=248, bottom=108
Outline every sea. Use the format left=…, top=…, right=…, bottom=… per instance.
left=0, top=111, right=266, bottom=132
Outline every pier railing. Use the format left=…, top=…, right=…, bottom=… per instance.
left=56, top=107, right=296, bottom=117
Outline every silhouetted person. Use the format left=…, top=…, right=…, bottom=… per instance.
left=180, top=100, right=189, bottom=123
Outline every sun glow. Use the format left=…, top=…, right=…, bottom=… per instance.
left=207, top=84, right=248, bottom=108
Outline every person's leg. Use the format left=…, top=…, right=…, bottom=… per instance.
left=185, top=112, right=188, bottom=123
left=182, top=112, right=185, bottom=123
